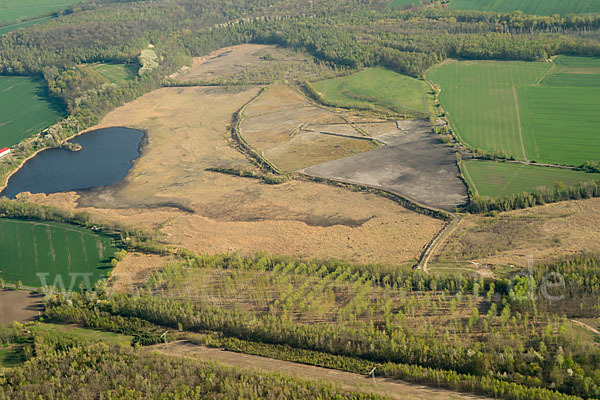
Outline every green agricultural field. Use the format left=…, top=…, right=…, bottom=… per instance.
left=0, top=219, right=118, bottom=288
left=0, top=76, right=64, bottom=147
left=312, top=68, right=429, bottom=115
left=553, top=55, right=600, bottom=73
left=91, top=63, right=138, bottom=85
left=540, top=73, right=600, bottom=87
left=518, top=86, right=600, bottom=165
left=428, top=57, right=600, bottom=166
left=462, top=160, right=600, bottom=197
left=0, top=0, right=80, bottom=26
left=427, top=60, right=550, bottom=160
left=0, top=16, right=54, bottom=36
left=447, top=0, right=600, bottom=15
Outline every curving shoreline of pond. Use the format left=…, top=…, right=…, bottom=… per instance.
left=0, top=126, right=145, bottom=199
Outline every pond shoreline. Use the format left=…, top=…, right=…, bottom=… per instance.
left=0, top=126, right=146, bottom=199
left=0, top=125, right=148, bottom=196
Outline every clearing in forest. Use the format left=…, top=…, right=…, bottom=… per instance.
left=312, top=68, right=430, bottom=116
left=428, top=57, right=600, bottom=166
left=0, top=76, right=64, bottom=147
left=0, top=219, right=118, bottom=288
left=447, top=0, right=600, bottom=15
left=86, top=63, right=139, bottom=85
left=172, top=44, right=342, bottom=85
left=462, top=161, right=600, bottom=197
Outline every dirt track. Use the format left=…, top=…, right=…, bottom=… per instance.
left=149, top=342, right=491, bottom=400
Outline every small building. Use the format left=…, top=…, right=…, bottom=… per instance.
left=0, top=147, right=11, bottom=159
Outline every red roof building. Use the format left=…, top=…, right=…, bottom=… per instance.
left=0, top=147, right=11, bottom=158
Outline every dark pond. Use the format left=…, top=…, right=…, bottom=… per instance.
left=1, top=127, right=144, bottom=199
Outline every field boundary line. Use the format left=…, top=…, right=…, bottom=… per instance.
left=535, top=61, right=556, bottom=85
left=511, top=86, right=528, bottom=161
left=148, top=341, right=492, bottom=400
left=229, top=85, right=283, bottom=175
left=0, top=16, right=54, bottom=31
left=297, top=172, right=453, bottom=221
left=460, top=160, right=478, bottom=197
left=415, top=215, right=462, bottom=271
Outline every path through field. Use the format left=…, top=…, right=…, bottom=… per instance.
left=149, top=341, right=491, bottom=400
left=571, top=320, right=600, bottom=337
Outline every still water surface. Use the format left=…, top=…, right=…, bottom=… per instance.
left=1, top=127, right=143, bottom=198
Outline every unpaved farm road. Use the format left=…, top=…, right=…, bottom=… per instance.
left=149, top=341, right=491, bottom=400
left=571, top=320, right=600, bottom=336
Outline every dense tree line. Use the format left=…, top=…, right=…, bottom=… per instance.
left=466, top=179, right=600, bottom=213
left=0, top=332, right=381, bottom=400
left=0, top=198, right=171, bottom=255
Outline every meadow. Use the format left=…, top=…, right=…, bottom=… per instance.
left=0, top=76, right=64, bottom=147
left=91, top=63, right=138, bottom=85
left=312, top=68, right=429, bottom=115
left=0, top=0, right=80, bottom=26
left=447, top=0, right=600, bottom=15
left=462, top=160, right=600, bottom=197
left=428, top=57, right=600, bottom=166
left=0, top=219, right=118, bottom=288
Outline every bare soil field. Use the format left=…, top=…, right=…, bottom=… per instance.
left=0, top=290, right=43, bottom=324
left=25, top=85, right=444, bottom=272
left=149, top=342, right=491, bottom=400
left=240, top=85, right=377, bottom=171
left=301, top=120, right=468, bottom=211
left=434, top=197, right=600, bottom=268
left=110, top=252, right=171, bottom=293
left=172, top=44, right=342, bottom=84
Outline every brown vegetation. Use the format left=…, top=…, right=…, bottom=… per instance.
left=434, top=198, right=600, bottom=269
left=240, top=84, right=377, bottom=171
left=171, top=44, right=344, bottom=85
left=26, top=84, right=443, bottom=274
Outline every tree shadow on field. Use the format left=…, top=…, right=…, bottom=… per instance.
left=35, top=81, right=67, bottom=117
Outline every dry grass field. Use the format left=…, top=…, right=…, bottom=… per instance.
left=240, top=85, right=378, bottom=171
left=172, top=44, right=343, bottom=84
left=26, top=84, right=444, bottom=272
left=433, top=197, right=600, bottom=270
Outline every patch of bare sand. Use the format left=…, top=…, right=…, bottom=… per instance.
left=27, top=85, right=442, bottom=275
left=0, top=290, right=43, bottom=324
left=436, top=198, right=600, bottom=267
